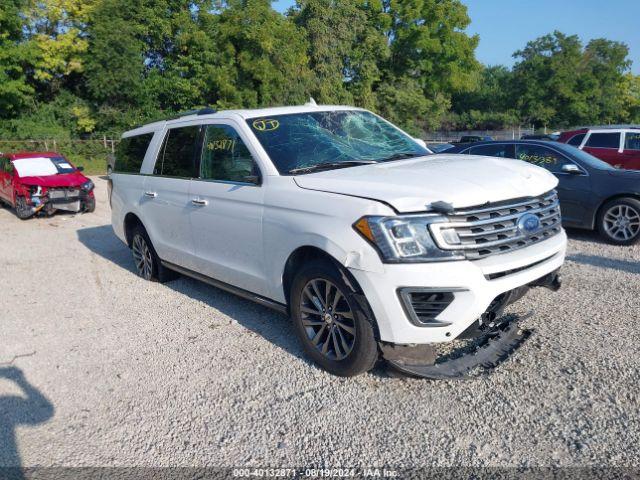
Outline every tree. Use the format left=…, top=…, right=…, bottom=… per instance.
left=25, top=0, right=96, bottom=94
left=378, top=0, right=480, bottom=132
left=209, top=0, right=311, bottom=109
left=0, top=0, right=34, bottom=117
left=292, top=0, right=389, bottom=108
left=511, top=31, right=633, bottom=128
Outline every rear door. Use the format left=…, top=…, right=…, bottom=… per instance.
left=621, top=131, right=640, bottom=170
left=582, top=131, right=623, bottom=168
left=514, top=144, right=592, bottom=227
left=189, top=121, right=267, bottom=296
left=140, top=124, right=200, bottom=269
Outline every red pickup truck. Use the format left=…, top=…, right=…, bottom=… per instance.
left=0, top=151, right=95, bottom=219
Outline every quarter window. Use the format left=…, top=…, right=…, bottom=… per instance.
left=585, top=132, right=620, bottom=149
left=200, top=125, right=258, bottom=183
left=156, top=126, right=200, bottom=177
left=567, top=133, right=585, bottom=146
left=468, top=144, right=512, bottom=158
left=624, top=132, right=640, bottom=151
left=515, top=145, right=569, bottom=173
left=114, top=133, right=154, bottom=173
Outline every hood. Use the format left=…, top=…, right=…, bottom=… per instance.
left=293, top=155, right=558, bottom=213
left=19, top=172, right=89, bottom=188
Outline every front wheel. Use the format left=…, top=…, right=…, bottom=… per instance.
left=15, top=196, right=34, bottom=220
left=84, top=196, right=96, bottom=213
left=289, top=260, right=378, bottom=377
left=598, top=198, right=640, bottom=245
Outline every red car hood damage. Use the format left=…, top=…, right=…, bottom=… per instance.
left=19, top=172, right=88, bottom=188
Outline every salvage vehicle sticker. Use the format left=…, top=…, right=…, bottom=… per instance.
left=207, top=139, right=236, bottom=151
left=252, top=119, right=279, bottom=132
left=518, top=153, right=558, bottom=167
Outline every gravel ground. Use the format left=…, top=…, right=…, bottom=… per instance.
left=0, top=176, right=639, bottom=469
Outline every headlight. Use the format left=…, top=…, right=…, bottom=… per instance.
left=81, top=180, right=94, bottom=191
left=353, top=215, right=464, bottom=263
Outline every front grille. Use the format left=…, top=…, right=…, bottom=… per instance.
left=430, top=190, right=562, bottom=260
left=48, top=188, right=80, bottom=199
left=398, top=289, right=457, bottom=327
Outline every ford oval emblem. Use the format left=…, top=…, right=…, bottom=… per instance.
left=517, top=213, right=541, bottom=235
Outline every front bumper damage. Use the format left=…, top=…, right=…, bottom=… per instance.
left=382, top=269, right=562, bottom=379
left=25, top=186, right=94, bottom=216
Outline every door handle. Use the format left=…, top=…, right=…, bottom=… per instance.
left=143, top=191, right=157, bottom=198
left=191, top=198, right=208, bottom=206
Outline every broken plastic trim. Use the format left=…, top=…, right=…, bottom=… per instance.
left=385, top=319, right=532, bottom=379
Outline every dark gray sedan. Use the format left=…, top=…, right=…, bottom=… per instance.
left=442, top=140, right=640, bottom=245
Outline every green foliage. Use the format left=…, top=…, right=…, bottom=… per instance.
left=511, top=31, right=633, bottom=128
left=0, top=0, right=34, bottom=117
left=0, top=0, right=638, bottom=149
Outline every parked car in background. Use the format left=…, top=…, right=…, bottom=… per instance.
left=0, top=152, right=95, bottom=219
left=458, top=135, right=493, bottom=143
left=521, top=133, right=559, bottom=141
left=443, top=140, right=640, bottom=245
left=426, top=142, right=454, bottom=153
left=110, top=105, right=565, bottom=378
left=557, top=126, right=640, bottom=170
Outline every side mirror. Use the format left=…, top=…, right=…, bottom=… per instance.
left=77, top=166, right=84, bottom=172
left=413, top=138, right=428, bottom=149
left=243, top=175, right=260, bottom=185
left=561, top=164, right=582, bottom=175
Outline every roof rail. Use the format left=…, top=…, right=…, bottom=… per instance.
left=167, top=107, right=218, bottom=120
left=575, top=124, right=640, bottom=130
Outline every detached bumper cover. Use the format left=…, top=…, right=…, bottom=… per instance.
left=387, top=318, right=531, bottom=379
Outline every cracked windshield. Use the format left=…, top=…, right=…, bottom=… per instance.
left=247, top=110, right=430, bottom=174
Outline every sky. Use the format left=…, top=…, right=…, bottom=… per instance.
left=272, top=0, right=640, bottom=74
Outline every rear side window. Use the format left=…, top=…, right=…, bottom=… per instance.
left=567, top=133, right=585, bottom=146
left=624, top=132, right=640, bottom=150
left=156, top=126, right=200, bottom=177
left=115, top=133, right=153, bottom=173
left=586, top=132, right=620, bottom=149
left=468, top=144, right=512, bottom=158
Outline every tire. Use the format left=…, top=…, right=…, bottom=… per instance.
left=597, top=197, right=640, bottom=245
left=14, top=196, right=34, bottom=220
left=130, top=225, right=178, bottom=282
left=289, top=259, right=378, bottom=377
left=84, top=196, right=96, bottom=213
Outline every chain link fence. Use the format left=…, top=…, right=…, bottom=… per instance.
left=423, top=127, right=536, bottom=143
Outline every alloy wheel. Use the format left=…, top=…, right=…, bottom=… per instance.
left=603, top=204, right=640, bottom=241
left=132, top=234, right=154, bottom=280
left=299, top=278, right=356, bottom=361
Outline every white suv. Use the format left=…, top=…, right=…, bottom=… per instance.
left=110, top=105, right=566, bottom=378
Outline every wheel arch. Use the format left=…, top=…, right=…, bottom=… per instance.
left=593, top=193, right=640, bottom=229
left=282, top=245, right=381, bottom=340
left=123, top=212, right=147, bottom=247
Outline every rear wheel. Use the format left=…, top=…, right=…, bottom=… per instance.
left=290, top=260, right=378, bottom=377
left=598, top=198, right=640, bottom=245
left=15, top=196, right=33, bottom=220
left=130, top=225, right=178, bottom=282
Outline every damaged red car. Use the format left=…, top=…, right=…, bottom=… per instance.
left=0, top=152, right=95, bottom=219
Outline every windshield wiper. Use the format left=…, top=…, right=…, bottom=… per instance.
left=379, top=152, right=423, bottom=163
left=288, top=160, right=377, bottom=175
